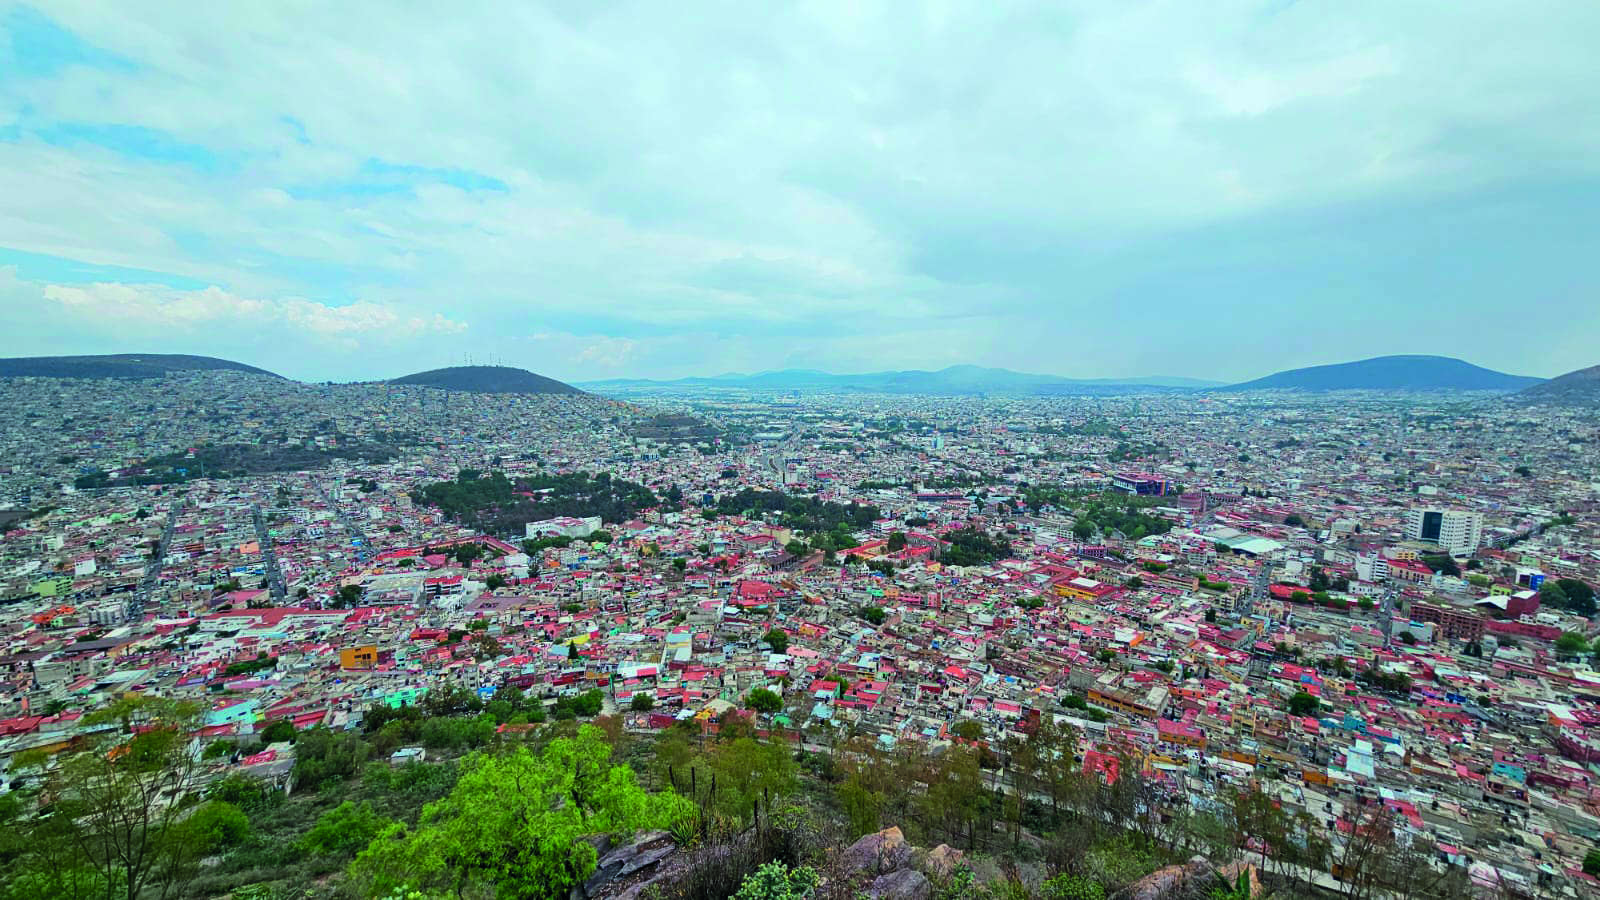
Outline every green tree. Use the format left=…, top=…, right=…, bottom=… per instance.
left=1584, top=848, right=1600, bottom=876
left=747, top=687, right=783, bottom=715
left=631, top=693, right=655, bottom=712
left=1287, top=692, right=1319, bottom=717
left=1557, top=578, right=1597, bottom=615
left=180, top=801, right=250, bottom=856
left=24, top=697, right=209, bottom=900
left=258, top=718, right=296, bottom=744
left=1555, top=631, right=1590, bottom=657
left=762, top=628, right=790, bottom=654
left=1072, top=521, right=1095, bottom=541
left=951, top=719, right=984, bottom=741
left=350, top=726, right=691, bottom=899
left=333, top=583, right=364, bottom=607
left=886, top=531, right=908, bottom=552
left=704, top=737, right=797, bottom=818
left=485, top=573, right=507, bottom=590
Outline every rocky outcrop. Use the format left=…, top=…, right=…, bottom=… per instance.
left=1127, top=856, right=1261, bottom=900
left=574, top=830, right=688, bottom=900
left=833, top=826, right=968, bottom=900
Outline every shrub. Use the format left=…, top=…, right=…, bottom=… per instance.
left=299, top=801, right=392, bottom=857
left=732, top=862, right=819, bottom=900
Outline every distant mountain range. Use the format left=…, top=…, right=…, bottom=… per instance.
left=1512, top=363, right=1600, bottom=405
left=388, top=365, right=582, bottom=395
left=0, top=353, right=1565, bottom=399
left=1213, top=355, right=1543, bottom=393
left=580, top=365, right=1223, bottom=396
left=0, top=353, right=282, bottom=380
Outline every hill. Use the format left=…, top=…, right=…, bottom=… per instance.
left=1216, top=355, right=1542, bottom=393
left=1513, top=363, right=1600, bottom=405
left=0, top=353, right=282, bottom=380
left=581, top=365, right=1220, bottom=396
left=389, top=365, right=581, bottom=395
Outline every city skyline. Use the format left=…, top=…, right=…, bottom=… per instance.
left=2, top=2, right=1598, bottom=382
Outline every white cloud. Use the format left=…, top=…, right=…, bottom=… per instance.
left=40, top=281, right=464, bottom=339
left=1, top=1, right=1597, bottom=378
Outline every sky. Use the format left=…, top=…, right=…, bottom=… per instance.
left=1, top=1, right=1597, bottom=384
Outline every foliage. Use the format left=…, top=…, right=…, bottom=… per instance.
left=858, top=605, right=887, bottom=626
left=293, top=726, right=371, bottom=791
left=224, top=653, right=278, bottom=678
left=14, top=697, right=208, bottom=900
left=349, top=725, right=692, bottom=899
left=747, top=688, right=783, bottom=715
left=412, top=470, right=657, bottom=536
left=712, top=488, right=878, bottom=540
left=1542, top=578, right=1597, bottom=616
left=941, top=528, right=1012, bottom=566
left=763, top=628, right=790, bottom=654
left=299, top=801, right=392, bottom=857
left=182, top=801, right=251, bottom=855
left=731, top=861, right=819, bottom=900
left=1556, top=632, right=1590, bottom=656
left=1420, top=553, right=1460, bottom=577
left=258, top=718, right=296, bottom=744
left=1287, top=692, right=1319, bottom=716
left=1040, top=873, right=1106, bottom=900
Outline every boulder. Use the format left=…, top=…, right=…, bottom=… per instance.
left=574, top=831, right=679, bottom=899
left=867, top=867, right=932, bottom=900
left=918, top=844, right=964, bottom=880
left=1127, top=855, right=1215, bottom=900
left=840, top=826, right=911, bottom=875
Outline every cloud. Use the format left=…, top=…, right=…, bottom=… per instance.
left=40, top=280, right=465, bottom=339
left=0, top=2, right=1597, bottom=379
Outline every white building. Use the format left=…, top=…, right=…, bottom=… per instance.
left=1405, top=508, right=1483, bottom=555
left=526, top=516, right=603, bottom=539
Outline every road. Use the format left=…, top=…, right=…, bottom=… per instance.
left=129, top=501, right=185, bottom=618
left=313, top=478, right=372, bottom=562
left=252, top=504, right=287, bottom=602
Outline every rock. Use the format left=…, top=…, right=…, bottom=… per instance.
left=919, top=844, right=964, bottom=880
left=1127, top=855, right=1216, bottom=900
left=1214, top=862, right=1262, bottom=898
left=867, top=867, right=932, bottom=900
left=574, top=831, right=677, bottom=899
left=840, top=826, right=911, bottom=875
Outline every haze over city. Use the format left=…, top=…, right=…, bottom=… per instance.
left=3, top=2, right=1599, bottom=381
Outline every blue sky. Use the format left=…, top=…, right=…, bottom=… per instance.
left=1, top=1, right=1597, bottom=382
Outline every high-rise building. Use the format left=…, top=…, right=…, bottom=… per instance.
left=1405, top=507, right=1483, bottom=555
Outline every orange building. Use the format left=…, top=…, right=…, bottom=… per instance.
left=339, top=646, right=379, bottom=670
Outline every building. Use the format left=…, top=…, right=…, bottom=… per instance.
left=1410, top=602, right=1486, bottom=641
left=526, top=516, right=603, bottom=539
left=1405, top=508, right=1483, bottom=555
left=1112, top=473, right=1169, bottom=496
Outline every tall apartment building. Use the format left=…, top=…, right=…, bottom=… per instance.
left=1405, top=507, right=1483, bottom=555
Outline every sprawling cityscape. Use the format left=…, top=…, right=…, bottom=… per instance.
left=4, top=3, right=1598, bottom=898
left=0, top=355, right=1597, bottom=898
